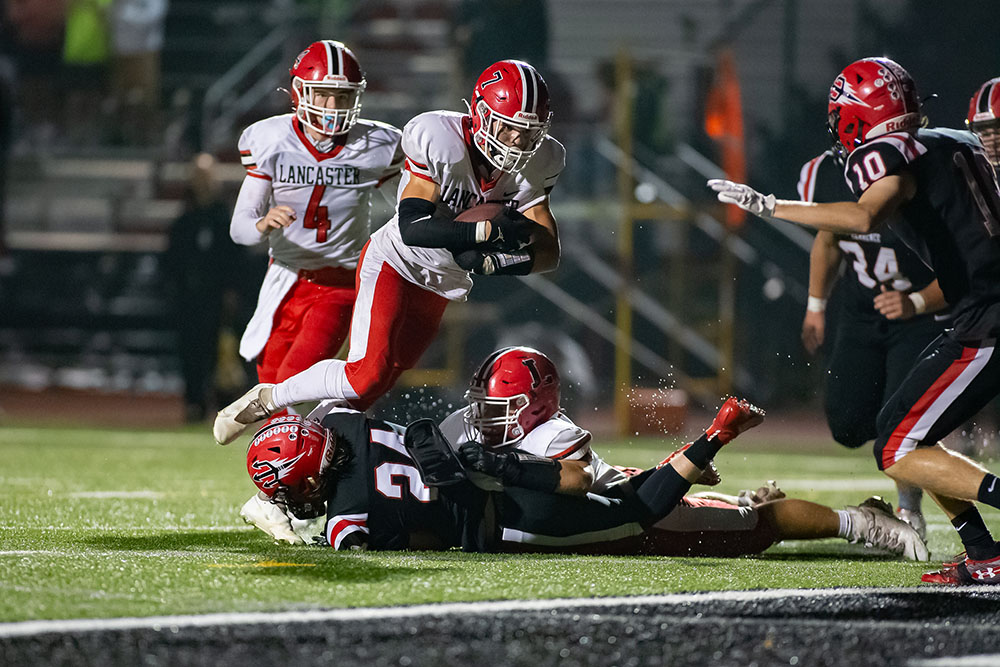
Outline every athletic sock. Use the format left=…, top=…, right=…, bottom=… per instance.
left=952, top=506, right=1000, bottom=561
left=977, top=474, right=1000, bottom=510
left=835, top=509, right=853, bottom=539
left=634, top=465, right=692, bottom=520
left=896, top=484, right=923, bottom=513
left=681, top=433, right=724, bottom=470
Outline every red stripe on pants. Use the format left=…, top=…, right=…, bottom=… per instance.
left=881, top=345, right=979, bottom=469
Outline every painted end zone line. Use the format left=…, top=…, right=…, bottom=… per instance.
left=0, top=587, right=994, bottom=639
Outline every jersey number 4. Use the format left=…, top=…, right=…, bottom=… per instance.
left=304, top=185, right=332, bottom=243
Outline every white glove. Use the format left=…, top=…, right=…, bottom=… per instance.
left=239, top=492, right=303, bottom=545
left=707, top=179, right=776, bottom=218
left=290, top=513, right=327, bottom=544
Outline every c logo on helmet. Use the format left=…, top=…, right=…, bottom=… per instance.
left=829, top=75, right=846, bottom=102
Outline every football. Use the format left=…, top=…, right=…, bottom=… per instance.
left=453, top=202, right=508, bottom=223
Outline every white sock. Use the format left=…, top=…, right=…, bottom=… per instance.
left=835, top=509, right=853, bottom=539
left=271, top=359, right=359, bottom=408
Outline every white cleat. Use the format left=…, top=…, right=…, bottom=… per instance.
left=239, top=492, right=302, bottom=545
left=846, top=496, right=929, bottom=562
left=896, top=508, right=927, bottom=542
left=213, top=383, right=277, bottom=445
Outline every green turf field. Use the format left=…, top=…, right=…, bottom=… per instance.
left=1, top=423, right=990, bottom=623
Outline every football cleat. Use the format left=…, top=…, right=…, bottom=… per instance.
left=213, top=383, right=277, bottom=445
left=845, top=496, right=929, bottom=561
left=896, top=508, right=927, bottom=542
left=658, top=444, right=721, bottom=485
left=922, top=552, right=1000, bottom=585
left=706, top=397, right=765, bottom=445
left=240, top=492, right=303, bottom=545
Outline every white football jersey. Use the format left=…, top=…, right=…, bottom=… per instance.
left=438, top=407, right=626, bottom=493
left=368, top=110, right=566, bottom=300
left=236, top=113, right=403, bottom=271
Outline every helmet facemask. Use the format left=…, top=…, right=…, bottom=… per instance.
left=293, top=78, right=365, bottom=136
left=463, top=385, right=531, bottom=449
left=971, top=119, right=1000, bottom=168
left=472, top=99, right=550, bottom=173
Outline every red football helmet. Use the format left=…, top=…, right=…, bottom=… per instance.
left=827, top=57, right=921, bottom=160
left=967, top=77, right=1000, bottom=167
left=246, top=415, right=334, bottom=516
left=469, top=60, right=552, bottom=173
left=289, top=40, right=366, bottom=136
left=464, top=346, right=560, bottom=448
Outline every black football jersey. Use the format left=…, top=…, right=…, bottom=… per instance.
left=844, top=129, right=1000, bottom=338
left=321, top=411, right=472, bottom=551
left=798, top=151, right=938, bottom=318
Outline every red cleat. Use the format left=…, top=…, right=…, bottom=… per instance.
left=706, top=397, right=765, bottom=445
left=922, top=552, right=1000, bottom=585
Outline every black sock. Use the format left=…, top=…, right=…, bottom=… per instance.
left=681, top=433, right=724, bottom=470
left=977, top=474, right=1000, bottom=510
left=634, top=465, right=692, bottom=520
left=952, top=507, right=999, bottom=561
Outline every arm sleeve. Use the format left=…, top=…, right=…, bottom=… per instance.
left=229, top=174, right=273, bottom=246
left=397, top=197, right=479, bottom=249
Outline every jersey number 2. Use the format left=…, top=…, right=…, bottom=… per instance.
left=304, top=185, right=331, bottom=243
left=375, top=463, right=436, bottom=503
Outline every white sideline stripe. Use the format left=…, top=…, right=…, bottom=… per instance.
left=910, top=656, right=1000, bottom=667
left=0, top=587, right=995, bottom=638
left=68, top=491, right=164, bottom=499
left=776, top=478, right=894, bottom=491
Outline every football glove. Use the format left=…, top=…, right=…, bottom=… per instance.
left=239, top=492, right=302, bottom=545
left=403, top=419, right=467, bottom=486
left=477, top=209, right=534, bottom=252
left=707, top=179, right=776, bottom=218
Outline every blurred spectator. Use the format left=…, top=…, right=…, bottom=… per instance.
left=110, top=0, right=167, bottom=145
left=163, top=153, right=243, bottom=422
left=3, top=0, right=65, bottom=144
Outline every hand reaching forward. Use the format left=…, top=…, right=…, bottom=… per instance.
left=707, top=179, right=776, bottom=218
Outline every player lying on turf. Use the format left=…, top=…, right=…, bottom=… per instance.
left=242, top=397, right=764, bottom=553
left=241, top=353, right=926, bottom=559
left=432, top=346, right=927, bottom=559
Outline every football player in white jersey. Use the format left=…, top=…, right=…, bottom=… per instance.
left=230, top=40, right=403, bottom=387
left=215, top=59, right=566, bottom=445
left=442, top=347, right=928, bottom=560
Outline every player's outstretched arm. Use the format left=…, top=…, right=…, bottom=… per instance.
left=707, top=175, right=916, bottom=234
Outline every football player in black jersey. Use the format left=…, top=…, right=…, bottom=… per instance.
left=798, top=149, right=948, bottom=540
left=243, top=400, right=764, bottom=554
left=967, top=76, right=1000, bottom=170
left=709, top=57, right=1000, bottom=585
